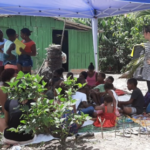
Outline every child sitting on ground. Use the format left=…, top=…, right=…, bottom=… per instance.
left=67, top=72, right=74, bottom=79
left=104, top=83, right=120, bottom=116
left=90, top=76, right=114, bottom=105
left=118, top=78, right=144, bottom=115
left=96, top=72, right=105, bottom=86
left=79, top=71, right=88, bottom=80
left=94, top=95, right=116, bottom=128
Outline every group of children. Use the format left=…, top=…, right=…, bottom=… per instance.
left=0, top=62, right=145, bottom=147
left=65, top=63, right=144, bottom=128
left=0, top=28, right=36, bottom=75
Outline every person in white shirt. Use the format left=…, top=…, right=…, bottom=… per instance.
left=72, top=91, right=94, bottom=117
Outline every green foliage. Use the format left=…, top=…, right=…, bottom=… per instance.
left=73, top=14, right=150, bottom=72
left=1, top=71, right=46, bottom=102
left=136, top=10, right=150, bottom=18
left=3, top=73, right=90, bottom=145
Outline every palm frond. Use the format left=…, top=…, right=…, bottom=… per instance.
left=136, top=10, right=150, bottom=18
left=125, top=55, right=144, bottom=78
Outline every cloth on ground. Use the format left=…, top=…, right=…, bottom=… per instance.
left=118, top=94, right=131, bottom=102
left=9, top=120, right=93, bottom=146
left=115, top=89, right=125, bottom=96
left=129, top=114, right=150, bottom=127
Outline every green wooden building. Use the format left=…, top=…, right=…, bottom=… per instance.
left=0, top=16, right=95, bottom=72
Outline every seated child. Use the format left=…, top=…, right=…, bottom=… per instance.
left=72, top=91, right=95, bottom=117
left=90, top=76, right=114, bottom=105
left=96, top=72, right=105, bottom=86
left=76, top=78, right=90, bottom=99
left=46, top=77, right=63, bottom=100
left=118, top=78, right=144, bottom=115
left=67, top=72, right=74, bottom=79
left=94, top=95, right=116, bottom=128
left=79, top=71, right=88, bottom=80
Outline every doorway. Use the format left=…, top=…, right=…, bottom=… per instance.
left=52, top=30, right=69, bottom=71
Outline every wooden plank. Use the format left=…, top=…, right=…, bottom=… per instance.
left=0, top=17, right=3, bottom=26
left=31, top=16, right=37, bottom=27
left=25, top=16, right=31, bottom=26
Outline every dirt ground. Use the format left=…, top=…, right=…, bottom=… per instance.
left=5, top=74, right=150, bottom=150
left=17, top=132, right=150, bottom=150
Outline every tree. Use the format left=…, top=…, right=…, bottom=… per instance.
left=72, top=13, right=150, bottom=72
left=2, top=72, right=90, bottom=148
left=136, top=10, right=150, bottom=18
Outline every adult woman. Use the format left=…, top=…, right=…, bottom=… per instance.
left=86, top=62, right=97, bottom=87
left=142, top=25, right=150, bottom=93
left=17, top=28, right=36, bottom=74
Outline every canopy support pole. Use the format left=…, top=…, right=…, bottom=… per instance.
left=92, top=18, right=98, bottom=72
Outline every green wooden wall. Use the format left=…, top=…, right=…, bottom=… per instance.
left=68, top=30, right=94, bottom=70
left=0, top=16, right=94, bottom=71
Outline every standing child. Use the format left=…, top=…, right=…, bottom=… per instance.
left=3, top=29, right=18, bottom=71
left=86, top=62, right=97, bottom=87
left=94, top=95, right=116, bottom=128
left=17, top=28, right=36, bottom=74
left=118, top=78, right=144, bottom=115
left=0, top=30, right=7, bottom=75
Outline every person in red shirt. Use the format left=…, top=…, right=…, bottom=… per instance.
left=96, top=72, right=106, bottom=86
left=17, top=28, right=36, bottom=74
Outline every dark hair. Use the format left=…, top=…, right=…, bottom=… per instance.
left=127, top=78, right=137, bottom=86
left=107, top=76, right=114, bottom=83
left=88, top=62, right=95, bottom=70
left=104, top=95, right=113, bottom=103
left=77, top=78, right=86, bottom=84
left=74, top=78, right=86, bottom=90
left=1, top=69, right=15, bottom=83
left=99, top=72, right=106, bottom=79
left=6, top=29, right=16, bottom=37
left=54, top=68, right=64, bottom=76
left=104, top=83, right=113, bottom=90
left=21, top=28, right=32, bottom=36
left=143, top=25, right=150, bottom=33
left=80, top=71, right=88, bottom=79
left=67, top=72, right=74, bottom=79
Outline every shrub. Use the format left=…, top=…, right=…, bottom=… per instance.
left=2, top=72, right=90, bottom=147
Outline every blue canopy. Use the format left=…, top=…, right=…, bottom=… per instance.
left=0, top=0, right=150, bottom=18
left=0, top=0, right=149, bottom=71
